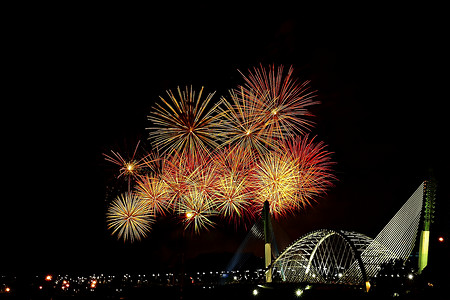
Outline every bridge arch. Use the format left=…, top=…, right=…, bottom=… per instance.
left=272, top=229, right=373, bottom=284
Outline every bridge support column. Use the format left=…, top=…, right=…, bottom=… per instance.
left=418, top=179, right=436, bottom=274
left=265, top=243, right=272, bottom=283
left=263, top=201, right=272, bottom=283
left=418, top=230, right=430, bottom=274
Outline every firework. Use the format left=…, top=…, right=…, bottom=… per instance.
left=212, top=147, right=256, bottom=225
left=160, top=150, right=210, bottom=209
left=178, top=187, right=217, bottom=234
left=135, top=175, right=170, bottom=216
left=103, top=141, right=157, bottom=192
left=214, top=172, right=254, bottom=224
left=106, top=192, right=154, bottom=243
left=253, top=150, right=299, bottom=218
left=284, top=135, right=336, bottom=208
left=240, top=64, right=318, bottom=140
left=252, top=135, right=335, bottom=218
left=220, top=87, right=274, bottom=155
left=147, top=86, right=224, bottom=157
left=104, top=65, right=336, bottom=238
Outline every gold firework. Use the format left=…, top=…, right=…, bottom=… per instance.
left=178, top=187, right=217, bottom=234
left=240, top=65, right=318, bottom=141
left=253, top=151, right=299, bottom=218
left=135, top=175, right=170, bottom=216
left=147, top=86, right=224, bottom=157
left=212, top=147, right=256, bottom=224
left=220, top=87, right=273, bottom=155
left=106, top=193, right=153, bottom=243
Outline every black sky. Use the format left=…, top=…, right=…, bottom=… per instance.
left=5, top=8, right=448, bottom=274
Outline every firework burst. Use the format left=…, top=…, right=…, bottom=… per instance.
left=284, top=135, right=336, bottom=208
left=147, top=86, right=224, bottom=157
left=220, top=87, right=273, bottom=154
left=212, top=147, right=256, bottom=225
left=240, top=64, right=318, bottom=141
left=178, top=187, right=217, bottom=234
left=253, top=151, right=299, bottom=218
left=103, top=141, right=157, bottom=192
left=160, top=150, right=210, bottom=209
left=106, top=192, right=154, bottom=243
left=135, top=175, right=170, bottom=216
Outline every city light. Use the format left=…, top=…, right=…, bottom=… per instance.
left=438, top=236, right=444, bottom=242
left=408, top=274, right=414, bottom=280
left=252, top=288, right=259, bottom=296
left=5, top=287, right=10, bottom=293
left=90, top=279, right=97, bottom=288
left=45, top=275, right=52, bottom=281
left=295, top=288, right=303, bottom=297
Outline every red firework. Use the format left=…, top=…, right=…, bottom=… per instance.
left=283, top=135, right=336, bottom=209
left=252, top=135, right=335, bottom=218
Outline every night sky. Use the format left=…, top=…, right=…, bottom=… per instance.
left=5, top=8, right=448, bottom=274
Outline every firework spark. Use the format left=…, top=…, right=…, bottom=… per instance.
left=147, top=86, right=224, bottom=157
left=106, top=192, right=154, bottom=243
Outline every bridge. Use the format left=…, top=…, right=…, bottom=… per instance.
left=266, top=180, right=435, bottom=287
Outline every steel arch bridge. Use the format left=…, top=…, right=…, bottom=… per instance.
left=271, top=182, right=426, bottom=285
left=272, top=229, right=373, bottom=284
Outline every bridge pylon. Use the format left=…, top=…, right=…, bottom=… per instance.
left=262, top=200, right=273, bottom=283
left=418, top=178, right=436, bottom=274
